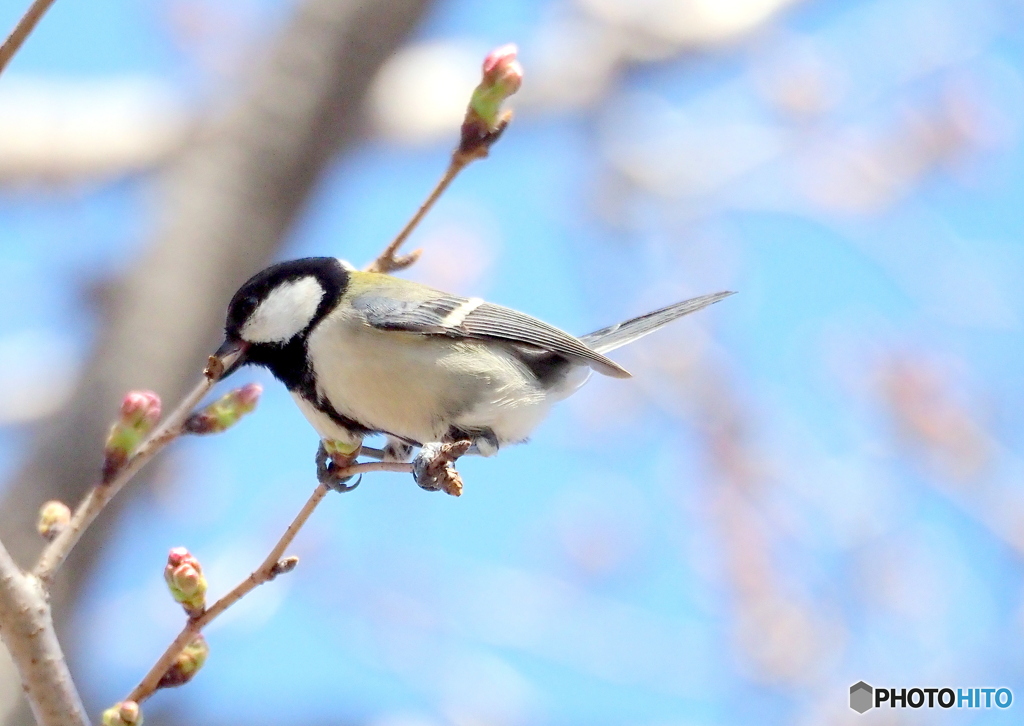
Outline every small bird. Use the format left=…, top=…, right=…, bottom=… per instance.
left=215, top=257, right=732, bottom=462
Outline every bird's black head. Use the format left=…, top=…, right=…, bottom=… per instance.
left=215, top=257, right=350, bottom=384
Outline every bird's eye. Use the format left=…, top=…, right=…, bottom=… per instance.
left=227, top=293, right=260, bottom=330
left=237, top=295, right=259, bottom=318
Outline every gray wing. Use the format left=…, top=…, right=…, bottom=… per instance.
left=351, top=292, right=631, bottom=378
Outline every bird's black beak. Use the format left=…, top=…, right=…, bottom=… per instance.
left=211, top=338, right=249, bottom=380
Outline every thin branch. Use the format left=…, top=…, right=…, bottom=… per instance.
left=31, top=358, right=386, bottom=585
left=0, top=538, right=88, bottom=726
left=0, top=0, right=57, bottom=77
left=330, top=460, right=415, bottom=477
left=126, top=459, right=413, bottom=704
left=365, top=94, right=513, bottom=274
left=364, top=156, right=467, bottom=274
left=34, top=357, right=231, bottom=584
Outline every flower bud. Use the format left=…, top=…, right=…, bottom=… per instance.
left=102, top=391, right=161, bottom=483
left=323, top=438, right=361, bottom=460
left=461, top=44, right=524, bottom=151
left=183, top=383, right=262, bottom=435
left=120, top=391, right=162, bottom=429
left=164, top=547, right=207, bottom=616
left=101, top=701, right=142, bottom=726
left=157, top=634, right=209, bottom=689
left=37, top=500, right=71, bottom=541
left=270, top=555, right=299, bottom=580
left=482, top=44, right=523, bottom=94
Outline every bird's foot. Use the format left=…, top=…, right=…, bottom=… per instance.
left=412, top=440, right=472, bottom=496
left=316, top=439, right=363, bottom=492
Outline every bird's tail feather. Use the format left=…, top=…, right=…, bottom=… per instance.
left=580, top=291, right=734, bottom=354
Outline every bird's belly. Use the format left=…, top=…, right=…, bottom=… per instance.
left=306, top=318, right=550, bottom=446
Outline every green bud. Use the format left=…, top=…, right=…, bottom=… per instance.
left=157, top=634, right=209, bottom=689
left=183, top=383, right=262, bottom=435
left=470, top=44, right=523, bottom=129
left=461, top=44, right=523, bottom=143
left=323, top=438, right=361, bottom=458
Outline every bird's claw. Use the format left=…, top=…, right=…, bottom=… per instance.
left=315, top=442, right=361, bottom=493
left=334, top=474, right=362, bottom=493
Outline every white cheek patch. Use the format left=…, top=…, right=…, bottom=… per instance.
left=241, top=277, right=325, bottom=343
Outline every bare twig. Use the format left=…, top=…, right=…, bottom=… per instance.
left=126, top=459, right=413, bottom=704
left=365, top=156, right=464, bottom=274
left=33, top=356, right=232, bottom=584
left=364, top=129, right=509, bottom=275
left=365, top=43, right=520, bottom=274
left=0, top=539, right=87, bottom=726
left=0, top=0, right=57, bottom=77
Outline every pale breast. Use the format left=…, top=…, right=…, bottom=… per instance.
left=305, top=308, right=550, bottom=446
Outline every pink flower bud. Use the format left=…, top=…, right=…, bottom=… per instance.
left=183, top=383, right=262, bottom=435
left=235, top=382, right=262, bottom=409
left=462, top=44, right=524, bottom=151
left=157, top=634, right=209, bottom=689
left=102, top=701, right=142, bottom=726
left=164, top=547, right=207, bottom=616
left=37, top=500, right=71, bottom=541
left=166, top=546, right=193, bottom=568
left=119, top=391, right=162, bottom=428
left=102, top=390, right=162, bottom=483
left=482, top=43, right=523, bottom=95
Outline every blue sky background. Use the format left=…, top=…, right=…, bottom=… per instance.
left=3, top=0, right=1024, bottom=723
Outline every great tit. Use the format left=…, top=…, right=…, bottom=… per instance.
left=214, top=257, right=732, bottom=460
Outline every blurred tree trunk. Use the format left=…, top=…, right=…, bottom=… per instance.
left=0, top=0, right=430, bottom=721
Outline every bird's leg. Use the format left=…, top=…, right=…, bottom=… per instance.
left=412, top=440, right=472, bottom=496
left=381, top=436, right=414, bottom=463
left=315, top=438, right=363, bottom=492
